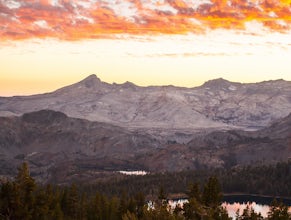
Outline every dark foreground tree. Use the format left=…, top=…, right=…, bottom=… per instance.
left=267, top=199, right=290, bottom=220
left=1, top=162, right=290, bottom=220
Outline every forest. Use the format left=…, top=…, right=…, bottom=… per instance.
left=0, top=162, right=290, bottom=219
left=83, top=161, right=291, bottom=198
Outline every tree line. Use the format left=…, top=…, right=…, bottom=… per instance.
left=82, top=161, right=291, bottom=199
left=0, top=162, right=290, bottom=219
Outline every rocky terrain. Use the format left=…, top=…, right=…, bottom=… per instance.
left=0, top=75, right=290, bottom=130
left=0, top=75, right=290, bottom=183
left=0, top=110, right=290, bottom=184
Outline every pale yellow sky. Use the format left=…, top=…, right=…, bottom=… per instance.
left=1, top=29, right=291, bottom=96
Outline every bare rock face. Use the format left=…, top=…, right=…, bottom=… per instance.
left=0, top=75, right=290, bottom=130
left=0, top=75, right=290, bottom=183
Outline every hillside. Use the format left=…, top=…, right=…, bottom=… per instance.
left=0, top=110, right=290, bottom=183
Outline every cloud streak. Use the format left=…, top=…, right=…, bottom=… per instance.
left=0, top=0, right=291, bottom=40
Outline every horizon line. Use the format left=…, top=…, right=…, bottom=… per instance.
left=1, top=74, right=289, bottom=98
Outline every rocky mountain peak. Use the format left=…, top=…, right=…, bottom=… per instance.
left=53, top=74, right=105, bottom=95
left=201, top=78, right=240, bottom=89
left=0, top=76, right=290, bottom=130
left=119, top=81, right=138, bottom=89
left=78, top=74, right=102, bottom=88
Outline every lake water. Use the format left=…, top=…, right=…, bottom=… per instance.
left=222, top=195, right=291, bottom=219
left=168, top=195, right=291, bottom=219
left=222, top=202, right=270, bottom=218
left=118, top=170, right=148, bottom=175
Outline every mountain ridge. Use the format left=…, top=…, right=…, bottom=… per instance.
left=0, top=75, right=290, bottom=130
left=2, top=75, right=290, bottom=97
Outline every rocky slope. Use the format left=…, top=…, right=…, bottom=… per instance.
left=0, top=110, right=290, bottom=184
left=0, top=110, right=160, bottom=183
left=0, top=75, right=290, bottom=130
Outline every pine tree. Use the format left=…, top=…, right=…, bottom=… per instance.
left=118, top=191, right=129, bottom=218
left=122, top=210, right=138, bottom=220
left=187, top=182, right=201, bottom=203
left=135, top=192, right=145, bottom=218
left=0, top=181, right=21, bottom=219
left=158, top=185, right=167, bottom=207
left=202, top=176, right=222, bottom=208
left=212, top=206, right=232, bottom=220
left=183, top=197, right=204, bottom=220
left=15, top=162, right=36, bottom=219
left=267, top=199, right=291, bottom=220
left=66, top=183, right=79, bottom=219
left=51, top=202, right=64, bottom=220
left=32, top=188, right=49, bottom=219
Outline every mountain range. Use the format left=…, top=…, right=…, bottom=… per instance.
left=1, top=75, right=290, bottom=130
left=0, top=75, right=290, bottom=183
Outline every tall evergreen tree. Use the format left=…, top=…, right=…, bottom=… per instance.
left=187, top=182, right=201, bottom=203
left=15, top=162, right=36, bottom=219
left=202, top=176, right=222, bottom=207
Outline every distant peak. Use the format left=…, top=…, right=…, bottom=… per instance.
left=121, top=81, right=137, bottom=88
left=52, top=74, right=107, bottom=94
left=202, top=78, right=240, bottom=88
left=81, top=74, right=101, bottom=82
left=112, top=81, right=139, bottom=89
left=205, top=78, right=230, bottom=83
left=78, top=74, right=102, bottom=88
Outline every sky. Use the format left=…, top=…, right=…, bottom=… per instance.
left=0, top=0, right=291, bottom=96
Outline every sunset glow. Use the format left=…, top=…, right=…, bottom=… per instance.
left=1, top=0, right=291, bottom=96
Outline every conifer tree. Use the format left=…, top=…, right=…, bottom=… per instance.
left=15, top=162, right=36, bottom=219
left=0, top=181, right=21, bottom=219
left=122, top=210, right=138, bottom=220
left=267, top=199, right=291, bottom=220
left=202, top=176, right=222, bottom=207
left=135, top=192, right=145, bottom=218
left=66, top=184, right=79, bottom=219
left=158, top=185, right=167, bottom=207
left=187, top=182, right=201, bottom=202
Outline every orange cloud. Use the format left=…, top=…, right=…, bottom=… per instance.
left=0, top=0, right=291, bottom=41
